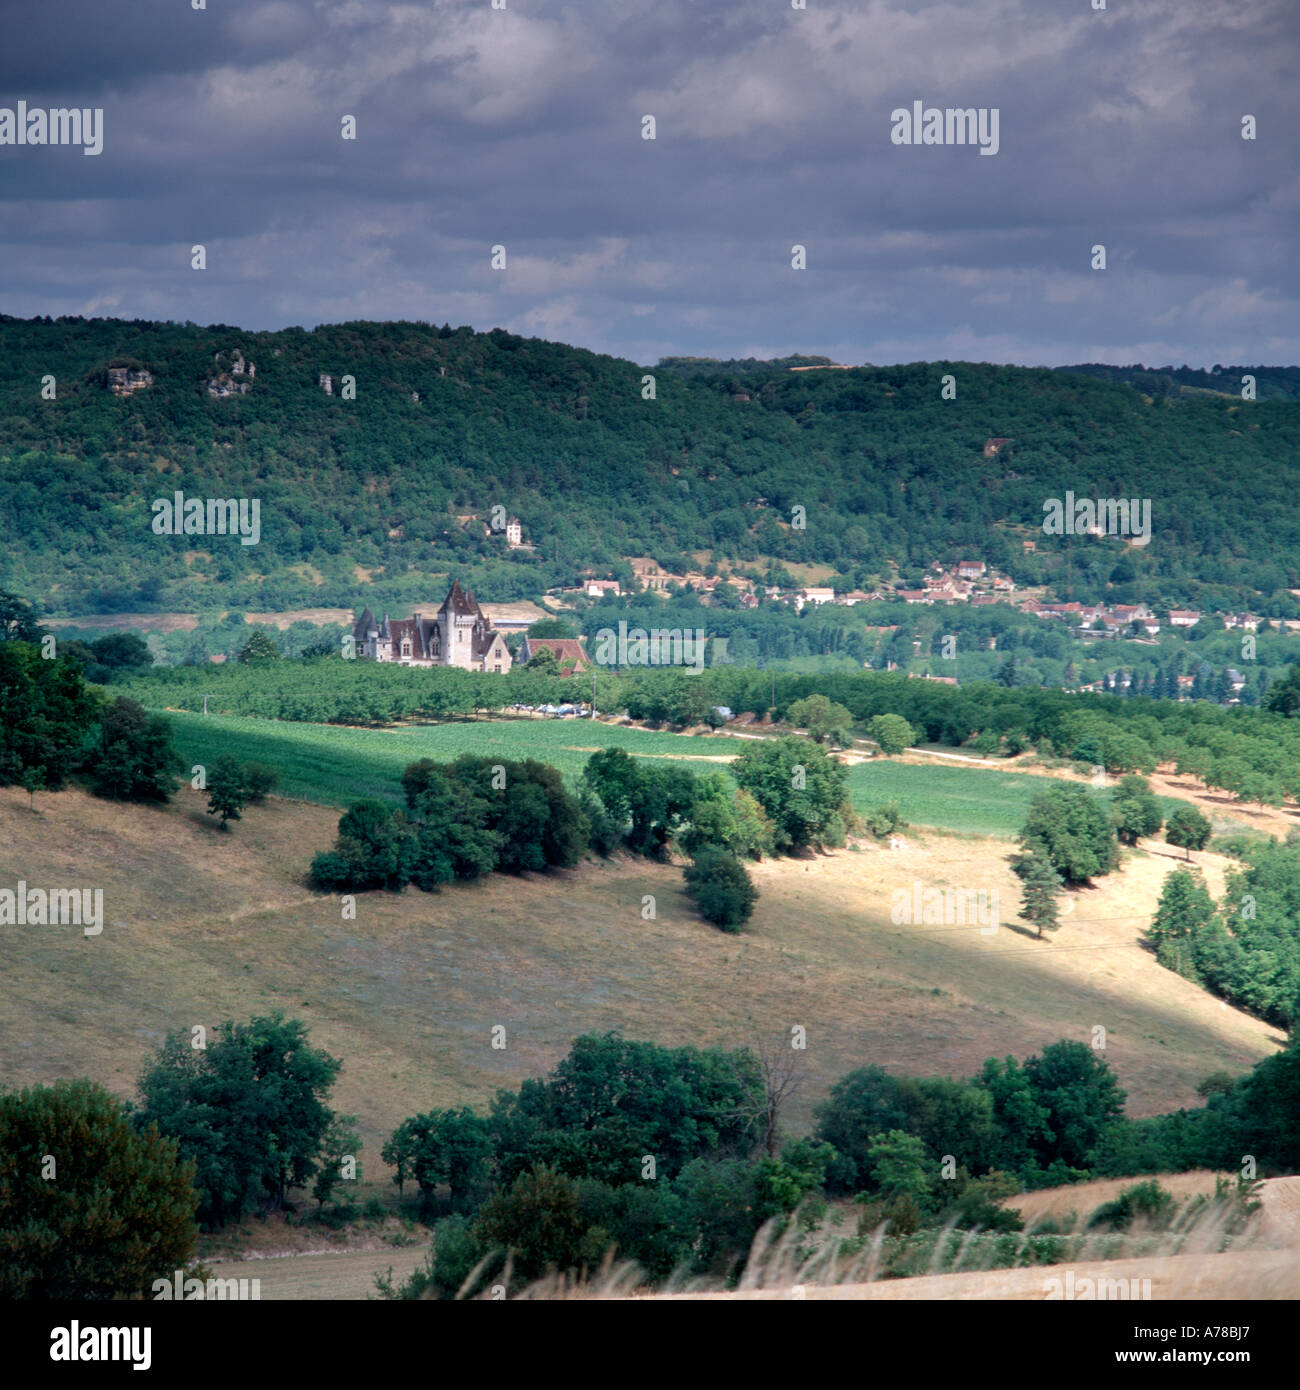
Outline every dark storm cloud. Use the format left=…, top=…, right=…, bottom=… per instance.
left=0, top=0, right=1295, bottom=366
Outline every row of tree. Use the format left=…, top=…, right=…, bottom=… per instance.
left=6, top=1015, right=1299, bottom=1298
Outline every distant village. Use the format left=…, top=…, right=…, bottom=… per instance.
left=342, top=509, right=1292, bottom=707
left=563, top=554, right=1285, bottom=644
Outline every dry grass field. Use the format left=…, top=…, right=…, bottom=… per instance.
left=0, top=781, right=1280, bottom=1169
left=193, top=1175, right=1300, bottom=1300
left=632, top=1173, right=1300, bottom=1302
left=647, top=1249, right=1300, bottom=1300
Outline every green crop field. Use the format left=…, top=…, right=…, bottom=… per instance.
left=847, top=760, right=1043, bottom=837
left=162, top=711, right=739, bottom=807
left=162, top=710, right=1231, bottom=839
left=847, top=759, right=1219, bottom=839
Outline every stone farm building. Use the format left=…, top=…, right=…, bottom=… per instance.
left=519, top=636, right=590, bottom=674
left=353, top=580, right=512, bottom=672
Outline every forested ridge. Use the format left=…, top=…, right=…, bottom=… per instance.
left=1, top=313, right=1298, bottom=617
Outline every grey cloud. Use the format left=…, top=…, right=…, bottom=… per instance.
left=0, top=0, right=1295, bottom=365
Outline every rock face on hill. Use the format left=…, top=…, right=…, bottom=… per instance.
left=106, top=365, right=153, bottom=394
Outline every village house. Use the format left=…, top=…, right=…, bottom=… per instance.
left=795, top=586, right=836, bottom=610
left=584, top=578, right=622, bottom=598
left=520, top=636, right=590, bottom=674
left=353, top=580, right=512, bottom=672
left=956, top=560, right=986, bottom=580
left=1168, top=609, right=1201, bottom=628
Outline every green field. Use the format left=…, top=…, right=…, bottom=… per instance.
left=164, top=710, right=1216, bottom=836
left=162, top=711, right=739, bottom=806
left=847, top=759, right=1213, bottom=838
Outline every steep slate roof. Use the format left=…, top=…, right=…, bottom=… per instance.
left=440, top=579, right=481, bottom=618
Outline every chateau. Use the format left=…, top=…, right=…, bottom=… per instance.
left=353, top=581, right=513, bottom=672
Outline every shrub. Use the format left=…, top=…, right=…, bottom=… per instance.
left=684, top=848, right=759, bottom=932
left=1086, top=1179, right=1176, bottom=1232
left=242, top=761, right=278, bottom=802
left=861, top=800, right=905, bottom=839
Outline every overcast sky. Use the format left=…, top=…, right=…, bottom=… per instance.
left=1, top=0, right=1295, bottom=367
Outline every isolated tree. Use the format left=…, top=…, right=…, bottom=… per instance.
left=787, top=694, right=852, bottom=746
left=1018, top=783, right=1118, bottom=885
left=1111, top=774, right=1164, bottom=846
left=242, top=762, right=279, bottom=802
left=20, top=765, right=44, bottom=811
left=236, top=629, right=281, bottom=663
left=1019, top=850, right=1064, bottom=938
left=206, top=753, right=249, bottom=829
left=684, top=847, right=759, bottom=932
left=1165, top=805, right=1211, bottom=861
left=868, top=713, right=916, bottom=757
left=0, top=1079, right=199, bottom=1298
